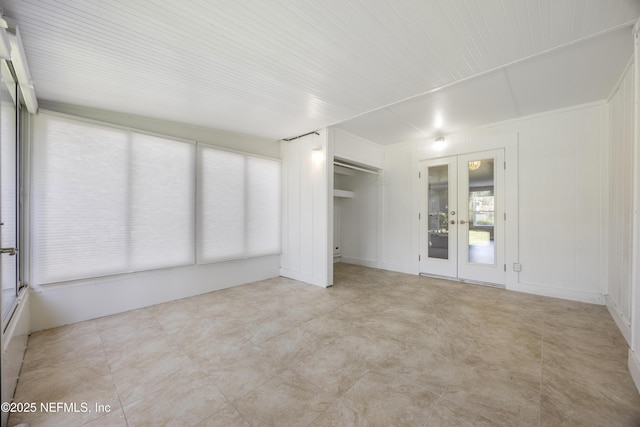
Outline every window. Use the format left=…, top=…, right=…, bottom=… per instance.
left=246, top=156, right=280, bottom=256
left=31, top=114, right=195, bottom=284
left=197, top=145, right=281, bottom=264
left=197, top=147, right=245, bottom=262
left=470, top=190, right=494, bottom=226
left=31, top=113, right=280, bottom=285
left=129, top=133, right=195, bottom=271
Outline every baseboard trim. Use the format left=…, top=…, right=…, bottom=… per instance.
left=629, top=350, right=640, bottom=395
left=509, top=281, right=604, bottom=305
left=279, top=268, right=329, bottom=288
left=339, top=257, right=378, bottom=269
left=378, top=262, right=416, bottom=275
left=605, top=295, right=632, bottom=345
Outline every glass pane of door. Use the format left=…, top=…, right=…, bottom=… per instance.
left=1, top=64, right=18, bottom=324
left=428, top=164, right=449, bottom=260
left=467, top=158, right=495, bottom=265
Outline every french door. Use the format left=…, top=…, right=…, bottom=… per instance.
left=420, top=149, right=505, bottom=286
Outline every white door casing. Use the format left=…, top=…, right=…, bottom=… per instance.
left=420, top=149, right=505, bottom=286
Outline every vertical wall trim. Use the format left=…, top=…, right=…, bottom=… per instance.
left=326, top=129, right=335, bottom=286
left=629, top=19, right=640, bottom=394
left=601, top=103, right=609, bottom=298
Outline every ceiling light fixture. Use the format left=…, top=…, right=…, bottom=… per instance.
left=468, top=160, right=481, bottom=170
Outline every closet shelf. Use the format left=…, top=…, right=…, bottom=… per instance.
left=334, top=161, right=379, bottom=175
left=333, top=189, right=354, bottom=198
left=334, top=165, right=357, bottom=176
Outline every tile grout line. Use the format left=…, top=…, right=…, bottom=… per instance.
left=421, top=389, right=448, bottom=427
left=226, top=398, right=255, bottom=427
left=169, top=317, right=263, bottom=427
left=302, top=366, right=374, bottom=427
left=96, top=321, right=130, bottom=427
left=171, top=331, right=241, bottom=426
left=432, top=334, right=479, bottom=424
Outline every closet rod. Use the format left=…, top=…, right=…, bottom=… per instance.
left=282, top=131, right=320, bottom=141
left=334, top=161, right=380, bottom=175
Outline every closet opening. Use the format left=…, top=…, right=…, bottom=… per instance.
left=332, top=158, right=380, bottom=268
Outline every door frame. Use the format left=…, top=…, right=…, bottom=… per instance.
left=419, top=149, right=505, bottom=286
left=412, top=134, right=519, bottom=290
left=1, top=66, right=21, bottom=331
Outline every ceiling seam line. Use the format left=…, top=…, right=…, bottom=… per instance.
left=325, top=19, right=637, bottom=130
left=501, top=68, right=520, bottom=118
left=606, top=55, right=634, bottom=102
left=385, top=107, right=430, bottom=139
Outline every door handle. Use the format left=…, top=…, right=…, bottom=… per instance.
left=450, top=220, right=455, bottom=224
left=459, top=220, right=467, bottom=225
left=0, top=248, right=17, bottom=256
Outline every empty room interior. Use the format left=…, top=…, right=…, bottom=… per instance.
left=2, top=0, right=640, bottom=426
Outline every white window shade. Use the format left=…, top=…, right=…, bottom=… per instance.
left=197, top=146, right=281, bottom=264
left=31, top=113, right=279, bottom=284
left=32, top=115, right=129, bottom=284
left=247, top=156, right=281, bottom=256
left=197, top=146, right=245, bottom=263
left=31, top=114, right=196, bottom=284
left=130, top=133, right=195, bottom=271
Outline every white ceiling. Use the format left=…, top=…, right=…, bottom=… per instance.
left=2, top=0, right=639, bottom=145
left=336, top=26, right=634, bottom=145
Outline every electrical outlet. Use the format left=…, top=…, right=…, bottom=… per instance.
left=513, top=263, right=522, bottom=272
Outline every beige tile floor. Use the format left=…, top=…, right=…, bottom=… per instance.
left=8, top=263, right=640, bottom=426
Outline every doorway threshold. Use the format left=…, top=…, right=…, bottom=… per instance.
left=418, top=272, right=505, bottom=289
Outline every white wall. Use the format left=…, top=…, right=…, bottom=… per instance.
left=334, top=128, right=383, bottom=169
left=382, top=102, right=607, bottom=304
left=381, top=147, right=415, bottom=274
left=607, top=60, right=635, bottom=343
left=280, top=130, right=332, bottom=287
left=338, top=170, right=380, bottom=267
left=512, top=106, right=605, bottom=302
left=628, top=20, right=640, bottom=395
